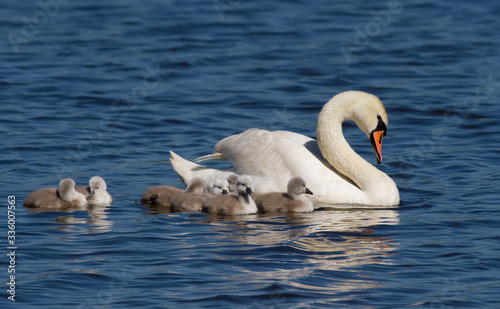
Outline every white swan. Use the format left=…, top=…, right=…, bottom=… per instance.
left=170, top=91, right=399, bottom=207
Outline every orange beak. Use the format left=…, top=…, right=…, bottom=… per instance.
left=370, top=130, right=385, bottom=164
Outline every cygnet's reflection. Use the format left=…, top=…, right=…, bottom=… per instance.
left=27, top=204, right=113, bottom=233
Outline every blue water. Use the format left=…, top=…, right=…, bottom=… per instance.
left=1, top=0, right=500, bottom=308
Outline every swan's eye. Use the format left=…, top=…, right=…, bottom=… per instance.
left=377, top=115, right=381, bottom=120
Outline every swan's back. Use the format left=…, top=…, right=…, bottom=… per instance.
left=255, top=193, right=313, bottom=213
left=24, top=178, right=87, bottom=209
left=24, top=187, right=60, bottom=208
left=141, top=185, right=184, bottom=206
left=171, top=193, right=216, bottom=212
left=169, top=178, right=211, bottom=212
left=142, top=178, right=205, bottom=207
left=201, top=194, right=241, bottom=214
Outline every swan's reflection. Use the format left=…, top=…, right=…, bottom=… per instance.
left=200, top=207, right=398, bottom=242
left=27, top=205, right=113, bottom=233
left=143, top=204, right=399, bottom=303
left=144, top=204, right=398, bottom=266
left=200, top=207, right=399, bottom=302
left=144, top=206, right=396, bottom=298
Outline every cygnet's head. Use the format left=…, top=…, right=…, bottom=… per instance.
left=287, top=177, right=313, bottom=198
left=236, top=175, right=253, bottom=196
left=212, top=177, right=229, bottom=195
left=88, top=176, right=107, bottom=200
left=226, top=174, right=238, bottom=194
left=58, top=178, right=77, bottom=201
left=186, top=177, right=205, bottom=194
left=58, top=178, right=86, bottom=206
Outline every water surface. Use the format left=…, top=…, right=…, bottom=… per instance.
left=1, top=1, right=500, bottom=308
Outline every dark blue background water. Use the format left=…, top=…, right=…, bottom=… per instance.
left=1, top=0, right=499, bottom=308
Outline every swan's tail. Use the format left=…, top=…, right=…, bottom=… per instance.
left=170, top=150, right=200, bottom=185
left=170, top=150, right=230, bottom=186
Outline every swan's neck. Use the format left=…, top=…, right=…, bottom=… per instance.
left=238, top=194, right=257, bottom=213
left=316, top=100, right=389, bottom=195
left=239, top=194, right=251, bottom=204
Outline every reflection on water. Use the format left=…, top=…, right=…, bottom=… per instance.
left=27, top=205, right=113, bottom=233
left=145, top=206, right=399, bottom=302
left=239, top=209, right=396, bottom=301
left=190, top=207, right=398, bottom=243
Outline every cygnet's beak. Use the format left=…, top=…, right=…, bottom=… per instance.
left=245, top=187, right=254, bottom=195
left=222, top=189, right=229, bottom=195
left=305, top=188, right=313, bottom=195
left=88, top=190, right=94, bottom=201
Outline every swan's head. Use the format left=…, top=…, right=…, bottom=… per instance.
left=58, top=178, right=77, bottom=200
left=58, top=178, right=86, bottom=205
left=186, top=177, right=205, bottom=194
left=236, top=175, right=254, bottom=196
left=288, top=177, right=313, bottom=198
left=211, top=176, right=229, bottom=195
left=227, top=174, right=238, bottom=194
left=345, top=91, right=389, bottom=164
left=88, top=176, right=107, bottom=201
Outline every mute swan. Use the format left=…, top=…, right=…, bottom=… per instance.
left=201, top=175, right=257, bottom=215
left=24, top=178, right=87, bottom=209
left=254, top=177, right=314, bottom=213
left=76, top=176, right=113, bottom=206
left=170, top=91, right=399, bottom=206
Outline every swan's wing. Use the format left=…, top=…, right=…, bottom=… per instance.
left=213, top=129, right=338, bottom=193
left=213, top=129, right=361, bottom=198
left=214, top=129, right=304, bottom=178
left=272, top=130, right=316, bottom=145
